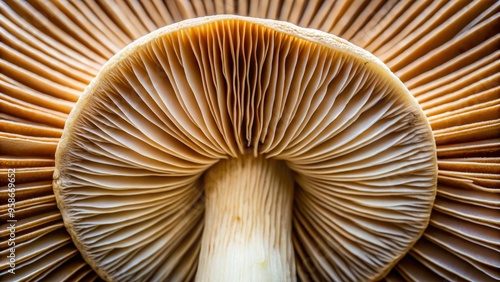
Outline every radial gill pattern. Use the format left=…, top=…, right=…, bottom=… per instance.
left=1, top=1, right=499, bottom=282
left=52, top=17, right=436, bottom=281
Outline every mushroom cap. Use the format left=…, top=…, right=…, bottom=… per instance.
left=53, top=15, right=436, bottom=281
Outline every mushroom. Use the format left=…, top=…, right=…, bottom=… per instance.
left=1, top=1, right=498, bottom=281
left=52, top=16, right=437, bottom=281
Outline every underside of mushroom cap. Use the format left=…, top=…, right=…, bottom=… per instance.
left=53, top=15, right=437, bottom=281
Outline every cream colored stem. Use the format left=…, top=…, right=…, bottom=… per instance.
left=196, top=155, right=296, bottom=281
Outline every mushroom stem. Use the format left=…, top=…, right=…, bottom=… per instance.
left=197, top=154, right=296, bottom=281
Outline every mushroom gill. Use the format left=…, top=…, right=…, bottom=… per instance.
left=53, top=16, right=436, bottom=281
left=0, top=1, right=499, bottom=281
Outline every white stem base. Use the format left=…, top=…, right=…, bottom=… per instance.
left=196, top=155, right=295, bottom=281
